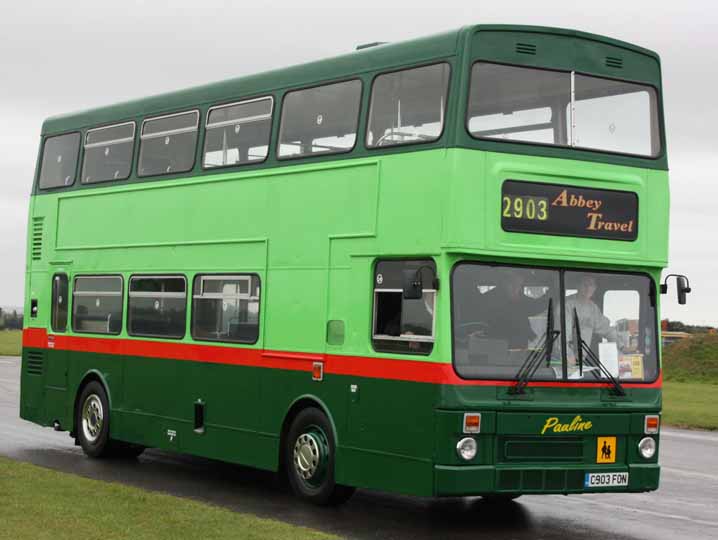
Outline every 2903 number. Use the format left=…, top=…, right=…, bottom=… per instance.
left=502, top=195, right=548, bottom=221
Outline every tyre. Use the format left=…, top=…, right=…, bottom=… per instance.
left=285, top=407, right=355, bottom=505
left=76, top=381, right=113, bottom=458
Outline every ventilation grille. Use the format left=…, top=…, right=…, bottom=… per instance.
left=31, top=217, right=44, bottom=261
left=497, top=468, right=585, bottom=493
left=500, top=436, right=584, bottom=463
left=605, top=56, right=623, bottom=69
left=516, top=43, right=537, bottom=55
left=25, top=351, right=44, bottom=376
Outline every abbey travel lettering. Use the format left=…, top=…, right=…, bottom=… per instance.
left=541, top=415, right=593, bottom=435
left=551, top=189, right=603, bottom=211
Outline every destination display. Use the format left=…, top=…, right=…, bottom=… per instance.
left=501, top=180, right=638, bottom=241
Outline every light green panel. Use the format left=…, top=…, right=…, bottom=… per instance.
left=268, top=161, right=379, bottom=267
left=264, top=268, right=327, bottom=352
left=445, top=149, right=669, bottom=267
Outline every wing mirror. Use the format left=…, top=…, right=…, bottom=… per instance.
left=660, top=274, right=692, bottom=305
left=402, top=266, right=440, bottom=300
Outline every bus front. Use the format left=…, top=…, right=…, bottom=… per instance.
left=435, top=27, right=667, bottom=497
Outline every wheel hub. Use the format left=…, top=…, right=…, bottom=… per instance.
left=81, top=394, right=104, bottom=443
left=293, top=428, right=328, bottom=486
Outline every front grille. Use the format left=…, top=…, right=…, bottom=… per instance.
left=499, top=436, right=584, bottom=463
left=497, top=468, right=585, bottom=492
left=25, top=351, right=44, bottom=376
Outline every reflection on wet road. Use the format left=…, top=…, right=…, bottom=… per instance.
left=1, top=357, right=716, bottom=539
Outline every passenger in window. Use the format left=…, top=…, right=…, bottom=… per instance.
left=565, top=276, right=619, bottom=365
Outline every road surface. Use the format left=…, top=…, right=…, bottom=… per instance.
left=1, top=356, right=716, bottom=539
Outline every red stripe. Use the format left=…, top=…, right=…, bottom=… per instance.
left=22, top=327, right=662, bottom=389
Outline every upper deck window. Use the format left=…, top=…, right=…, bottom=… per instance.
left=138, top=110, right=199, bottom=176
left=38, top=132, right=81, bottom=189
left=467, top=63, right=660, bottom=158
left=204, top=97, right=273, bottom=168
left=278, top=80, right=362, bottom=159
left=82, top=122, right=135, bottom=184
left=367, top=63, right=450, bottom=148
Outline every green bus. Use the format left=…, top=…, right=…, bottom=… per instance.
left=21, top=25, right=683, bottom=505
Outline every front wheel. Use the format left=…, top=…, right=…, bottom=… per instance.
left=285, top=408, right=355, bottom=505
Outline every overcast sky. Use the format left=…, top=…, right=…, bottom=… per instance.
left=1, top=0, right=715, bottom=324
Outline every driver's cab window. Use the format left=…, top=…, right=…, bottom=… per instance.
left=565, top=272, right=656, bottom=381
left=372, top=259, right=436, bottom=355
left=452, top=264, right=561, bottom=379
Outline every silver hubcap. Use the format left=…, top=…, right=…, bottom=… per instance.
left=293, top=433, right=321, bottom=481
left=81, top=394, right=104, bottom=443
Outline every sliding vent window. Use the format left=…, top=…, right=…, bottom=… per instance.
left=138, top=110, right=199, bottom=176
left=372, top=260, right=436, bottom=355
left=192, top=275, right=260, bottom=344
left=467, top=63, right=569, bottom=145
left=572, top=75, right=660, bottom=157
left=204, top=97, right=273, bottom=168
left=278, top=80, right=361, bottom=158
left=51, top=274, right=69, bottom=333
left=38, top=132, right=81, bottom=189
left=81, top=122, right=135, bottom=183
left=72, top=276, right=123, bottom=335
left=367, top=63, right=450, bottom=148
left=128, top=276, right=187, bottom=339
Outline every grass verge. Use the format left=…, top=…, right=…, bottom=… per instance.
left=0, top=330, right=21, bottom=356
left=662, top=381, right=718, bottom=430
left=0, top=456, right=338, bottom=540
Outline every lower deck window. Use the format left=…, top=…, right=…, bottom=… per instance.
left=128, top=276, right=187, bottom=339
left=372, top=260, right=436, bottom=355
left=191, top=275, right=260, bottom=343
left=72, top=276, right=123, bottom=335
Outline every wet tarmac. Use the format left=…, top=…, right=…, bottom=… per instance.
left=1, top=356, right=716, bottom=539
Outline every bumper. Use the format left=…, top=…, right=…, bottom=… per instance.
left=434, top=463, right=660, bottom=497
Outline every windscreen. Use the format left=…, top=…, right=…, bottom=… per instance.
left=467, top=63, right=660, bottom=158
left=452, top=263, right=658, bottom=383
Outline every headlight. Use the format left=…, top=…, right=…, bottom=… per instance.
left=456, top=437, right=477, bottom=461
left=638, top=437, right=656, bottom=459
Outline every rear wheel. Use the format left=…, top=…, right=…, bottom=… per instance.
left=76, top=381, right=144, bottom=459
left=76, top=381, right=112, bottom=458
left=285, top=408, right=355, bottom=505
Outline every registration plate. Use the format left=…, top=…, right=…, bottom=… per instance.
left=584, top=472, right=629, bottom=488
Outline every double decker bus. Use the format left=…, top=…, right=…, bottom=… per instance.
left=21, top=25, right=682, bottom=505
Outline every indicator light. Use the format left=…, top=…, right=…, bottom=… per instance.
left=644, top=415, right=660, bottom=434
left=463, top=413, right=481, bottom=434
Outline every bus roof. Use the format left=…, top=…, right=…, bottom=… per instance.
left=41, top=24, right=660, bottom=136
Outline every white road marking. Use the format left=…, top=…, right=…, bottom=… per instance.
left=662, top=466, right=718, bottom=482
left=553, top=495, right=718, bottom=528
left=661, top=430, right=718, bottom=443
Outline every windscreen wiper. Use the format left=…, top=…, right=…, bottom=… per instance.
left=573, top=308, right=626, bottom=396
left=510, top=298, right=560, bottom=395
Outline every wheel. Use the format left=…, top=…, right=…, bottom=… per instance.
left=76, top=381, right=113, bottom=458
left=285, top=408, right=355, bottom=505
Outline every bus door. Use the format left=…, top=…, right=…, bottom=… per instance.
left=45, top=273, right=70, bottom=420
